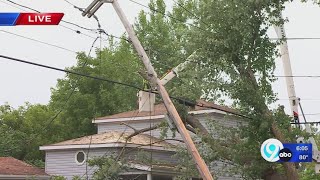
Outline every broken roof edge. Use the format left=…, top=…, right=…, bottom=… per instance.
left=93, top=108, right=229, bottom=124
left=40, top=131, right=176, bottom=152
left=39, top=142, right=176, bottom=152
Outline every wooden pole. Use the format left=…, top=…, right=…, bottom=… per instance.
left=111, top=0, right=213, bottom=179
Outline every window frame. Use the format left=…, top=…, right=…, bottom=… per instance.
left=75, top=150, right=87, bottom=165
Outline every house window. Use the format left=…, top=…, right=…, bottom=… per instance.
left=75, top=151, right=86, bottom=165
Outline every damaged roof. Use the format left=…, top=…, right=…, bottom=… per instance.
left=40, top=131, right=174, bottom=150
left=95, top=100, right=238, bottom=121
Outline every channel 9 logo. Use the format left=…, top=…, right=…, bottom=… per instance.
left=261, top=138, right=312, bottom=163
left=261, top=138, right=286, bottom=162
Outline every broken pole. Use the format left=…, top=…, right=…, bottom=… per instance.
left=110, top=0, right=213, bottom=179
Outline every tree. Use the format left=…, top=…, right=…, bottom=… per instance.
left=183, top=0, right=303, bottom=179
left=49, top=38, right=143, bottom=139
left=0, top=103, right=58, bottom=163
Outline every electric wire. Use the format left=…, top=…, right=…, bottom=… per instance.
left=21, top=36, right=100, bottom=148
left=274, top=75, right=320, bottom=78
left=62, top=0, right=101, bottom=29
left=128, top=0, right=207, bottom=32
left=172, top=0, right=210, bottom=28
left=84, top=30, right=105, bottom=179
left=4, top=0, right=102, bottom=41
left=0, top=54, right=142, bottom=90
left=36, top=36, right=100, bottom=133
left=0, top=30, right=77, bottom=54
left=62, top=0, right=130, bottom=43
left=2, top=0, right=124, bottom=43
left=270, top=37, right=320, bottom=40
left=79, top=98, right=151, bottom=179
left=5, top=0, right=96, bottom=32
left=0, top=0, right=25, bottom=11
left=2, top=54, right=319, bottom=125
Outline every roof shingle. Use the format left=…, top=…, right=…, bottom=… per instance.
left=46, top=131, right=174, bottom=148
left=95, top=100, right=237, bottom=121
left=0, top=157, right=48, bottom=176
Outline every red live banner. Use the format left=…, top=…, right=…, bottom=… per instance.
left=15, top=13, right=64, bottom=25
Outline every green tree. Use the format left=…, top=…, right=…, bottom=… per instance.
left=0, top=103, right=58, bottom=162
left=49, top=38, right=142, bottom=139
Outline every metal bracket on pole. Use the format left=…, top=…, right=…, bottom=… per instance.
left=82, top=0, right=113, bottom=18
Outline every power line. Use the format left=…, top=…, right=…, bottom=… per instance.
left=4, top=0, right=101, bottom=41
left=278, top=98, right=320, bottom=101
left=274, top=75, right=320, bottom=78
left=128, top=0, right=207, bottom=32
left=270, top=37, right=320, bottom=40
left=0, top=54, right=143, bottom=90
left=30, top=36, right=100, bottom=135
left=172, top=0, right=210, bottom=28
left=3, top=54, right=315, bottom=129
left=0, top=0, right=25, bottom=11
left=61, top=0, right=129, bottom=42
left=0, top=30, right=77, bottom=54
left=5, top=0, right=97, bottom=32
left=0, top=54, right=252, bottom=119
left=80, top=98, right=152, bottom=179
left=2, top=0, right=124, bottom=42
left=291, top=121, right=320, bottom=125
left=62, top=0, right=101, bottom=29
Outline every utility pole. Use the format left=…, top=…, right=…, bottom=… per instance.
left=82, top=0, right=213, bottom=179
left=274, top=21, right=320, bottom=173
left=273, top=25, right=300, bottom=127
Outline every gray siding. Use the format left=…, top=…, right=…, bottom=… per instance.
left=45, top=148, right=177, bottom=180
left=96, top=112, right=243, bottom=143
left=45, top=148, right=117, bottom=179
left=45, top=112, right=244, bottom=180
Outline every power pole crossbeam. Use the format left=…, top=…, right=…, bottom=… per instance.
left=82, top=0, right=213, bottom=179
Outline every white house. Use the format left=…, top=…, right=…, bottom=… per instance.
left=40, top=91, right=244, bottom=180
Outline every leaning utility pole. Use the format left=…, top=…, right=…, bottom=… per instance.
left=274, top=20, right=320, bottom=173
left=82, top=0, right=213, bottom=179
left=273, top=24, right=300, bottom=127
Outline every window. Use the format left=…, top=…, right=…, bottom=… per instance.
left=75, top=151, right=86, bottom=165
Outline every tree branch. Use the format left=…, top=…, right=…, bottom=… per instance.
left=120, top=122, right=138, bottom=132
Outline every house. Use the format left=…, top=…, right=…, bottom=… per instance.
left=40, top=91, right=244, bottom=179
left=0, top=157, right=50, bottom=180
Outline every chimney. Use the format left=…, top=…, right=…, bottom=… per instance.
left=138, top=91, right=155, bottom=112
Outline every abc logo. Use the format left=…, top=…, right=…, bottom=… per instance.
left=279, top=148, right=292, bottom=162
left=261, top=138, right=284, bottom=162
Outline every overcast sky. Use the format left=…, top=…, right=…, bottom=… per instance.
left=0, top=0, right=320, bottom=122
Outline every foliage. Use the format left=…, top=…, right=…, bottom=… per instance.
left=50, top=176, right=67, bottom=180
left=0, top=38, right=144, bottom=164
left=2, top=0, right=320, bottom=179
left=49, top=38, right=142, bottom=139
left=0, top=103, right=58, bottom=161
left=88, top=156, right=127, bottom=180
left=135, top=0, right=205, bottom=101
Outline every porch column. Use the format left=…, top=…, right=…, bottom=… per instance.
left=147, top=173, right=152, bottom=180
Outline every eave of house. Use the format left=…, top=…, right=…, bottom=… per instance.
left=39, top=142, right=176, bottom=152
left=92, top=109, right=227, bottom=124
left=0, top=175, right=50, bottom=180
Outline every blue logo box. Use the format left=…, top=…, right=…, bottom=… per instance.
left=278, top=143, right=312, bottom=162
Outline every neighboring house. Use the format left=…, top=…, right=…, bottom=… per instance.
left=0, top=157, right=50, bottom=180
left=41, top=131, right=180, bottom=180
left=40, top=91, right=244, bottom=179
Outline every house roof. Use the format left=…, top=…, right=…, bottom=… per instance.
left=94, top=100, right=238, bottom=121
left=40, top=131, right=175, bottom=151
left=0, top=157, right=48, bottom=176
